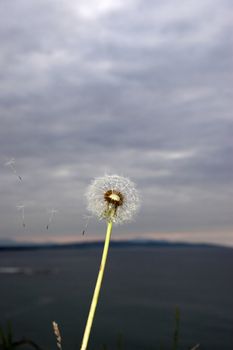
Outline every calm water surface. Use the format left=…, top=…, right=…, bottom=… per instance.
left=0, top=246, right=233, bottom=350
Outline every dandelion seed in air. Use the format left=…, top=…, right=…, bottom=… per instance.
left=16, top=205, right=26, bottom=228
left=82, top=215, right=92, bottom=236
left=5, top=158, right=22, bottom=181
left=46, top=209, right=58, bottom=230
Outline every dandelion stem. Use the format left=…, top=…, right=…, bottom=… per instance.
left=80, top=219, right=113, bottom=350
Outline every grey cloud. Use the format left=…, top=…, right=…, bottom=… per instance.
left=0, top=0, right=233, bottom=243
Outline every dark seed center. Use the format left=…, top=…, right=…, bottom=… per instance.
left=104, top=190, right=124, bottom=207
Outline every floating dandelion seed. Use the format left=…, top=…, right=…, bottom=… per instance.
left=80, top=175, right=140, bottom=350
left=46, top=209, right=58, bottom=230
left=5, top=158, right=22, bottom=181
left=82, top=215, right=92, bottom=236
left=16, top=205, right=26, bottom=228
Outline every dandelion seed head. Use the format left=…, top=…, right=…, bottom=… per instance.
left=86, top=174, right=140, bottom=224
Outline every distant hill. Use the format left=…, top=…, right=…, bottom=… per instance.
left=0, top=238, right=226, bottom=251
left=0, top=238, right=19, bottom=246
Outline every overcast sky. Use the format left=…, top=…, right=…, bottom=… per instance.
left=0, top=0, right=232, bottom=246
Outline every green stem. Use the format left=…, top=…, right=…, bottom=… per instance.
left=80, top=220, right=113, bottom=350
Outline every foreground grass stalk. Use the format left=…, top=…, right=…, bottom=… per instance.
left=80, top=220, right=113, bottom=350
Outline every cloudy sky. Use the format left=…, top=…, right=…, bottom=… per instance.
left=0, top=0, right=232, bottom=246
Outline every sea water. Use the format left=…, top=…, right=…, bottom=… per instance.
left=0, top=246, right=233, bottom=350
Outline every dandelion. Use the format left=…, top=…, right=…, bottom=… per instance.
left=80, top=174, right=140, bottom=350
left=86, top=174, right=140, bottom=224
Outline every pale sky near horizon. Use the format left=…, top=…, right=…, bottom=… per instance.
left=0, top=0, right=233, bottom=246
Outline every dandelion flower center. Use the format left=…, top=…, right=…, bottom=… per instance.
left=104, top=190, right=124, bottom=207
